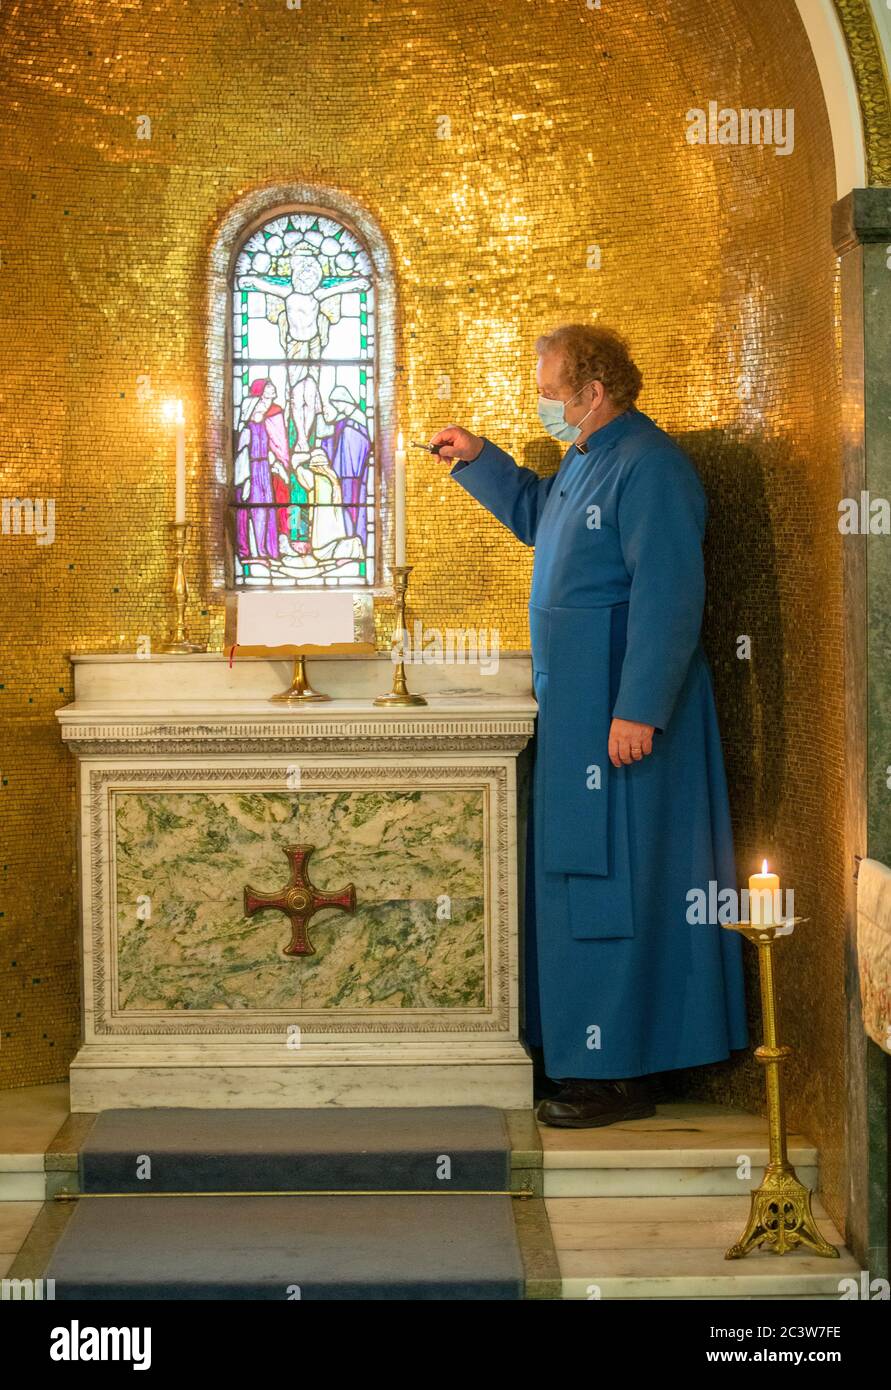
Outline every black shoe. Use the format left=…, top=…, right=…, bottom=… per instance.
left=536, top=1076, right=656, bottom=1129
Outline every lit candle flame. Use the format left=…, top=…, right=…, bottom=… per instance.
left=397, top=430, right=404, bottom=451
left=761, top=858, right=768, bottom=874
left=162, top=399, right=184, bottom=425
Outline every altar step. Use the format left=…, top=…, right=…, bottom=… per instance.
left=538, top=1100, right=819, bottom=1197
left=536, top=1103, right=858, bottom=1299
left=44, top=1193, right=528, bottom=1300
left=30, top=1107, right=532, bottom=1300
left=2, top=1093, right=860, bottom=1300
left=548, top=1195, right=857, bottom=1299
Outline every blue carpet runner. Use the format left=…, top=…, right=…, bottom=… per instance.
left=46, top=1107, right=526, bottom=1300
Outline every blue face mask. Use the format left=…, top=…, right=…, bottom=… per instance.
left=537, top=379, right=598, bottom=443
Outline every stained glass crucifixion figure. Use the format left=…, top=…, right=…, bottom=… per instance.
left=231, top=210, right=376, bottom=588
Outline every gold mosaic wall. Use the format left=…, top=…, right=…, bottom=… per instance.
left=0, top=0, right=863, bottom=1229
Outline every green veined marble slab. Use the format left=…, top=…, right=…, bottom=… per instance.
left=114, top=789, right=486, bottom=1013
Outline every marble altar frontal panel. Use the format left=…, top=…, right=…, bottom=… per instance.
left=85, top=764, right=513, bottom=1038
left=114, top=786, right=485, bottom=1012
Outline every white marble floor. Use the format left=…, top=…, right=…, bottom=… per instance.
left=0, top=1081, right=69, bottom=1154
left=0, top=1202, right=42, bottom=1278
left=0, top=1082, right=70, bottom=1205
left=0, top=1083, right=70, bottom=1266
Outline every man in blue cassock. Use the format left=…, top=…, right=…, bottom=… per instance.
left=431, top=324, right=748, bottom=1127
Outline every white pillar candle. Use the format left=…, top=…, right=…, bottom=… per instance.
left=174, top=404, right=186, bottom=525
left=749, top=858, right=780, bottom=925
left=164, top=399, right=187, bottom=524
left=394, top=430, right=406, bottom=567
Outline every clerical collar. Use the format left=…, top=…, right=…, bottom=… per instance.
left=574, top=407, right=633, bottom=454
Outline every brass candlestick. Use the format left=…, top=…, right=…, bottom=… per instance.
left=164, top=522, right=204, bottom=653
left=373, top=565, right=427, bottom=707
left=722, top=915, right=838, bottom=1259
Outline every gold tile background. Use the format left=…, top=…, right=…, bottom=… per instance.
left=0, top=0, right=855, bottom=1229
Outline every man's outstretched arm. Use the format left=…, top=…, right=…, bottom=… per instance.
left=432, top=424, right=557, bottom=547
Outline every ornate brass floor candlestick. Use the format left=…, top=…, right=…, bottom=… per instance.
left=722, top=915, right=838, bottom=1260
left=269, top=655, right=330, bottom=704
left=164, top=522, right=204, bottom=653
left=373, top=565, right=427, bottom=707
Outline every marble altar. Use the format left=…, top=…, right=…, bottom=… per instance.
left=57, top=653, right=537, bottom=1110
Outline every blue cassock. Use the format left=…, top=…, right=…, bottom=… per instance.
left=451, top=406, right=749, bottom=1079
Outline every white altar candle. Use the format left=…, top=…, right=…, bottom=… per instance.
left=749, top=858, right=780, bottom=925
left=164, top=399, right=186, bottom=524
left=394, top=430, right=406, bottom=567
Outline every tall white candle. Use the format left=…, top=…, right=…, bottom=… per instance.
left=174, top=403, right=186, bottom=525
left=394, top=430, right=406, bottom=567
left=164, top=399, right=187, bottom=524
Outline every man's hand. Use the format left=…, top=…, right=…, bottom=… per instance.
left=609, top=717, right=656, bottom=767
left=429, top=425, right=485, bottom=463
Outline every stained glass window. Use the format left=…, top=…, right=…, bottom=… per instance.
left=230, top=211, right=376, bottom=587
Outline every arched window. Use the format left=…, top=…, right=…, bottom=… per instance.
left=229, top=209, right=377, bottom=588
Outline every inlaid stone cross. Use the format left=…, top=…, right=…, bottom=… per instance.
left=243, top=844, right=356, bottom=957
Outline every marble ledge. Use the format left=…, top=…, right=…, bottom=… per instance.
left=56, top=695, right=538, bottom=756
left=58, top=655, right=538, bottom=752
left=57, top=694, right=538, bottom=723
left=66, top=650, right=535, bottom=703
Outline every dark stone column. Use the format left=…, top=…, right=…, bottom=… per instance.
left=832, top=186, right=891, bottom=1281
